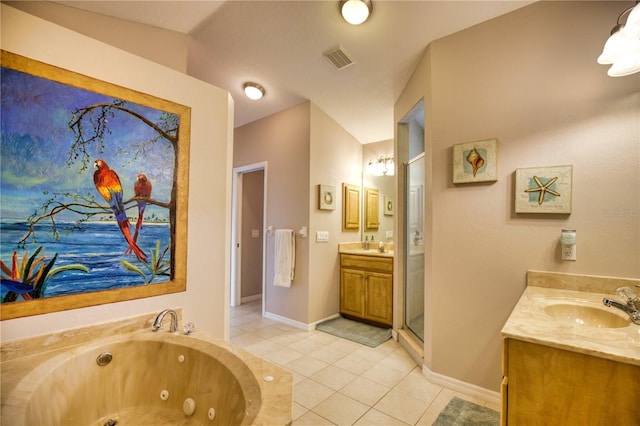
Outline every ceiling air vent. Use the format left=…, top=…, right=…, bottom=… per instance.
left=323, top=45, right=355, bottom=70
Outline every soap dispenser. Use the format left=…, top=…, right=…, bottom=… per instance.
left=364, top=236, right=369, bottom=250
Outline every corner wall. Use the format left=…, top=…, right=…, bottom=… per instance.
left=233, top=102, right=362, bottom=325
left=396, top=1, right=639, bottom=391
left=233, top=103, right=312, bottom=324
left=309, top=104, right=362, bottom=323
left=1, top=5, right=233, bottom=342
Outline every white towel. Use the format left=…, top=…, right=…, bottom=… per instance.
left=274, top=229, right=295, bottom=287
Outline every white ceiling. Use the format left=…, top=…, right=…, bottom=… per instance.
left=55, top=1, right=534, bottom=143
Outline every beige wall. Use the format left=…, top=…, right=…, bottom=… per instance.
left=234, top=103, right=362, bottom=325
left=395, top=1, right=639, bottom=391
left=233, top=103, right=311, bottom=323
left=4, top=1, right=188, bottom=73
left=0, top=5, right=233, bottom=342
left=309, top=104, right=362, bottom=323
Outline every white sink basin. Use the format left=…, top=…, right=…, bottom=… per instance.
left=544, top=303, right=631, bottom=328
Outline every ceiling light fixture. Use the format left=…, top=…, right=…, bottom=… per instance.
left=243, top=82, right=265, bottom=100
left=597, top=2, right=640, bottom=77
left=340, top=0, right=372, bottom=25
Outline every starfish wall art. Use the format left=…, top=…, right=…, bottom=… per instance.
left=515, top=165, right=573, bottom=214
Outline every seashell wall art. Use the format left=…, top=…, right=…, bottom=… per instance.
left=452, top=139, right=498, bottom=184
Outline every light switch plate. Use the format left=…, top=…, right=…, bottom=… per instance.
left=316, top=231, right=329, bottom=242
left=251, top=229, right=260, bottom=238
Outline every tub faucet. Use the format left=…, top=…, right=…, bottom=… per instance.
left=602, top=297, right=640, bottom=325
left=152, top=309, right=178, bottom=332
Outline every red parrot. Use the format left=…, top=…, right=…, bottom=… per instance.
left=133, top=173, right=152, bottom=243
left=93, top=159, right=147, bottom=262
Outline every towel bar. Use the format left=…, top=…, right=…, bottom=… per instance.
left=266, top=226, right=307, bottom=238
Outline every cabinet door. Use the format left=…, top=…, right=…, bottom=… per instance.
left=342, top=184, right=360, bottom=230
left=364, top=187, right=379, bottom=230
left=340, top=268, right=365, bottom=318
left=364, top=272, right=393, bottom=325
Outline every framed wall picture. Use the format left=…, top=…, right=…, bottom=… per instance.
left=318, top=184, right=336, bottom=210
left=453, top=138, right=498, bottom=184
left=515, top=165, right=573, bottom=214
left=384, top=195, right=394, bottom=216
left=0, top=50, right=190, bottom=320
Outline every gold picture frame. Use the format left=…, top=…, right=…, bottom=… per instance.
left=0, top=51, right=191, bottom=320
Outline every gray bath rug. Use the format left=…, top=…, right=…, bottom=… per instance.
left=432, top=397, right=499, bottom=426
left=316, top=316, right=391, bottom=348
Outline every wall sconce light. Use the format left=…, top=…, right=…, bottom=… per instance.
left=243, top=82, right=265, bottom=100
left=366, top=156, right=394, bottom=176
left=340, top=0, right=372, bottom=25
left=597, top=2, right=640, bottom=77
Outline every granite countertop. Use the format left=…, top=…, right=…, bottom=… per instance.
left=502, top=274, right=640, bottom=367
left=338, top=242, right=394, bottom=258
left=339, top=248, right=394, bottom=258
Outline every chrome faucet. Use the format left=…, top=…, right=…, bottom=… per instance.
left=617, top=286, right=640, bottom=311
left=152, top=309, right=179, bottom=332
left=603, top=286, right=640, bottom=325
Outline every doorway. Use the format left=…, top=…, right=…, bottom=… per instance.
left=231, top=162, right=267, bottom=315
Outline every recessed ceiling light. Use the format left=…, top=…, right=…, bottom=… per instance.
left=340, top=0, right=372, bottom=25
left=243, top=82, right=265, bottom=100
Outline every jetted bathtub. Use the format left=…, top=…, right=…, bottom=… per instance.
left=1, top=331, right=292, bottom=425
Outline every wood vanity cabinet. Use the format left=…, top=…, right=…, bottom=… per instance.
left=502, top=338, right=640, bottom=425
left=340, top=254, right=392, bottom=326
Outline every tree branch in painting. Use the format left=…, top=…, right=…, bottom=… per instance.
left=18, top=191, right=169, bottom=245
left=68, top=100, right=178, bottom=171
left=66, top=100, right=180, bottom=273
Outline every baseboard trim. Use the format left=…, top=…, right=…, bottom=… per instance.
left=240, top=294, right=262, bottom=303
left=264, top=311, right=309, bottom=330
left=263, top=311, right=341, bottom=332
left=310, top=313, right=341, bottom=330
left=422, top=364, right=501, bottom=406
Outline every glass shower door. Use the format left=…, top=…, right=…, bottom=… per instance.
left=404, top=153, right=425, bottom=341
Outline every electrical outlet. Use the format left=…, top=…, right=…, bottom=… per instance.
left=562, top=245, right=576, bottom=261
left=316, top=231, right=329, bottom=243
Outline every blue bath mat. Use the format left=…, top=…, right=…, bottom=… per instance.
left=432, top=397, right=499, bottom=426
left=316, top=316, right=391, bottom=348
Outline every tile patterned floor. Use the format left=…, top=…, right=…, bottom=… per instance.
left=230, top=300, right=500, bottom=425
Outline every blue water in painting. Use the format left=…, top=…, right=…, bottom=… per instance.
left=0, top=220, right=171, bottom=300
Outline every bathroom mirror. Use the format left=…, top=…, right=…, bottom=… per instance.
left=362, top=139, right=394, bottom=243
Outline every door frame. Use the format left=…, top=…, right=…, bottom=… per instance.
left=230, top=162, right=268, bottom=315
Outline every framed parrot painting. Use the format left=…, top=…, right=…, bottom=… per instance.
left=0, top=51, right=191, bottom=320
